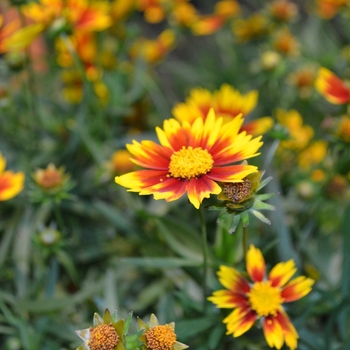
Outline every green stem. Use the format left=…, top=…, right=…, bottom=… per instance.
left=243, top=225, right=248, bottom=263
left=198, top=206, right=208, bottom=312
left=52, top=200, right=65, bottom=235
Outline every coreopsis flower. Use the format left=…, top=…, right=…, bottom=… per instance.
left=207, top=169, right=276, bottom=232
left=315, top=0, right=348, bottom=19
left=111, top=0, right=136, bottom=21
left=172, top=84, right=273, bottom=136
left=137, top=313, right=188, bottom=350
left=315, top=67, right=350, bottom=104
left=115, top=109, right=262, bottom=209
left=208, top=245, right=315, bottom=350
left=268, top=0, right=298, bottom=22
left=130, top=29, right=176, bottom=64
left=232, top=13, right=270, bottom=43
left=0, top=153, right=25, bottom=201
left=276, top=109, right=314, bottom=151
left=0, top=13, right=21, bottom=54
left=75, top=309, right=126, bottom=350
left=137, top=0, right=166, bottom=23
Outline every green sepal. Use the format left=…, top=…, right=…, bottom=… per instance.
left=250, top=209, right=271, bottom=225
left=252, top=199, right=276, bottom=211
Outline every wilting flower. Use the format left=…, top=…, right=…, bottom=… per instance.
left=207, top=169, right=276, bottom=232
left=0, top=153, right=25, bottom=201
left=172, top=84, right=273, bottom=136
left=138, top=313, right=188, bottom=350
left=208, top=245, right=315, bottom=350
left=115, top=109, right=262, bottom=209
left=315, top=67, right=350, bottom=104
left=75, top=309, right=126, bottom=350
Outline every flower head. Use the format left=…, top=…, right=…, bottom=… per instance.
left=138, top=313, right=188, bottom=350
left=0, top=153, right=25, bottom=201
left=172, top=84, right=273, bottom=136
left=75, top=309, right=126, bottom=350
left=208, top=245, right=315, bottom=350
left=315, top=67, right=350, bottom=105
left=31, top=163, right=74, bottom=203
left=115, top=109, right=263, bottom=209
left=207, top=169, right=276, bottom=232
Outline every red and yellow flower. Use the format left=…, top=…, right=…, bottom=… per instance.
left=315, top=0, right=348, bottom=19
left=208, top=245, right=314, bottom=350
left=172, top=84, right=273, bottom=136
left=0, top=153, right=25, bottom=201
left=0, top=13, right=21, bottom=54
left=315, top=67, right=350, bottom=104
left=115, top=109, right=262, bottom=209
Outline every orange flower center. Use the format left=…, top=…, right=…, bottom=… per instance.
left=248, top=281, right=284, bottom=317
left=37, top=169, right=62, bottom=189
left=88, top=323, right=119, bottom=350
left=223, top=178, right=251, bottom=202
left=145, top=324, right=176, bottom=350
left=168, top=146, right=214, bottom=179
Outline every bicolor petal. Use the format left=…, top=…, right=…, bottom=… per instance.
left=281, top=276, right=315, bottom=302
left=246, top=245, right=266, bottom=282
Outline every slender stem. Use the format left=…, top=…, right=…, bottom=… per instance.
left=52, top=200, right=65, bottom=235
left=198, top=206, right=208, bottom=312
left=243, top=225, right=248, bottom=263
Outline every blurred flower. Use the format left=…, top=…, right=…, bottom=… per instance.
left=33, top=163, right=68, bottom=191
left=137, top=0, right=167, bottom=23
left=315, top=0, right=348, bottom=19
left=311, top=169, right=326, bottom=182
left=192, top=0, right=241, bottom=36
left=31, top=163, right=74, bottom=203
left=172, top=84, right=273, bottom=136
left=137, top=313, right=188, bottom=350
left=110, top=150, right=137, bottom=176
left=33, top=224, right=64, bottom=258
left=232, top=13, right=270, bottom=43
left=268, top=0, right=298, bottom=22
left=130, top=29, right=176, bottom=64
left=111, top=0, right=136, bottom=21
left=315, top=67, right=350, bottom=104
left=288, top=65, right=317, bottom=99
left=272, top=28, right=300, bottom=57
left=324, top=174, right=350, bottom=200
left=335, top=115, right=350, bottom=142
left=171, top=1, right=198, bottom=27
left=75, top=309, right=126, bottom=350
left=208, top=169, right=276, bottom=232
left=61, top=69, right=84, bottom=103
left=0, top=153, right=25, bottom=201
left=276, top=109, right=314, bottom=150
left=298, top=141, right=328, bottom=171
left=260, top=50, right=281, bottom=70
left=115, top=109, right=262, bottom=209
left=0, top=13, right=21, bottom=53
left=208, top=245, right=315, bottom=350
left=22, top=0, right=112, bottom=34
